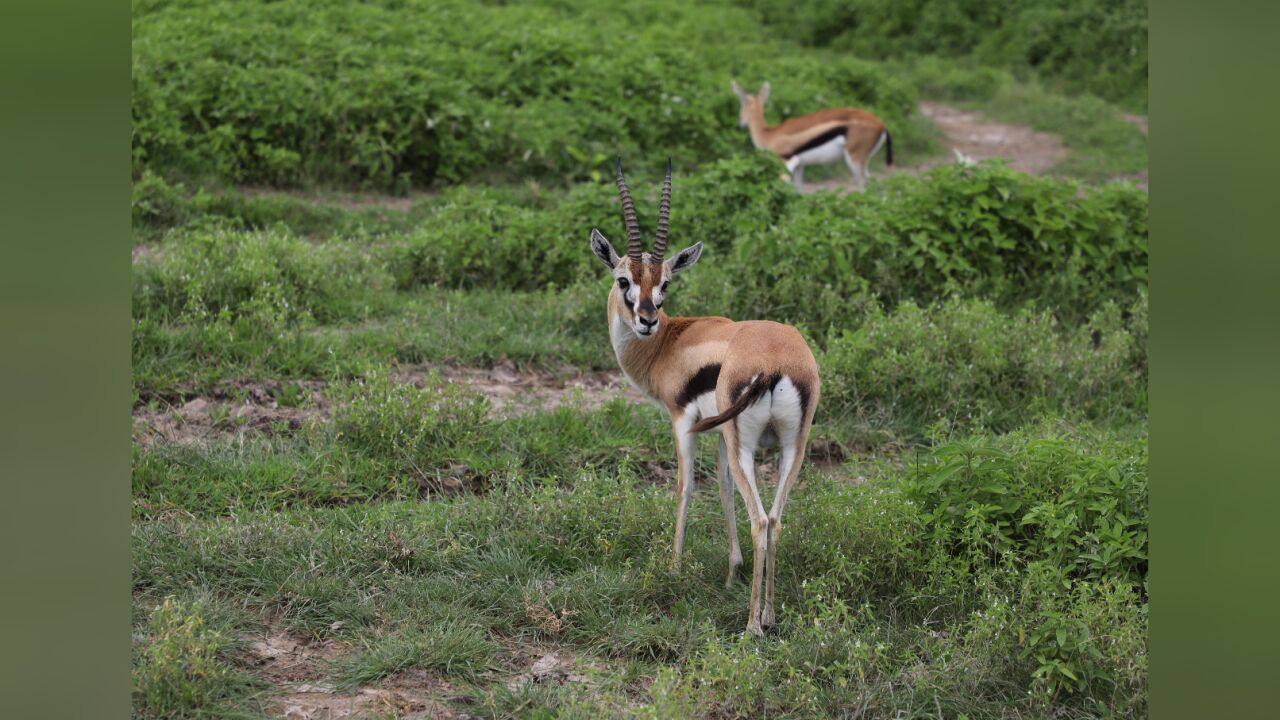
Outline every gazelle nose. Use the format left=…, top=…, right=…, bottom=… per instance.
left=638, top=316, right=658, bottom=329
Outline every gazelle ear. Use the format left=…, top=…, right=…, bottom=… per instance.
left=590, top=228, right=619, bottom=269
left=730, top=79, right=745, bottom=99
left=759, top=81, right=770, bottom=104
left=665, top=241, right=703, bottom=276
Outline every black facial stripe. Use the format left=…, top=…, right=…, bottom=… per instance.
left=677, top=364, right=721, bottom=408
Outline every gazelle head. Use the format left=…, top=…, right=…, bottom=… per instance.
left=590, top=159, right=703, bottom=340
left=730, top=79, right=770, bottom=128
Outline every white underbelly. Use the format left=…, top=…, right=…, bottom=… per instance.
left=788, top=135, right=846, bottom=171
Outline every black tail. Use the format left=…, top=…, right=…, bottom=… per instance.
left=689, top=375, right=773, bottom=433
left=884, top=130, right=894, bottom=166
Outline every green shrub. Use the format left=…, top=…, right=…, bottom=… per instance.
left=738, top=0, right=1148, bottom=109
left=703, top=164, right=1148, bottom=325
left=133, top=226, right=389, bottom=325
left=132, top=173, right=432, bottom=241
left=132, top=0, right=923, bottom=189
left=393, top=159, right=1145, bottom=323
left=818, top=296, right=1147, bottom=442
left=907, top=428, right=1148, bottom=589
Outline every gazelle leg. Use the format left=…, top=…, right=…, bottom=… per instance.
left=843, top=149, right=864, bottom=191
left=788, top=158, right=805, bottom=191
left=671, top=422, right=697, bottom=570
left=763, top=433, right=808, bottom=628
left=723, top=422, right=769, bottom=636
left=718, top=435, right=742, bottom=586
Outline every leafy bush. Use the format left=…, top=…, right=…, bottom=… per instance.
left=132, top=226, right=389, bottom=325
left=132, top=0, right=922, bottom=189
left=908, top=428, right=1147, bottom=589
left=132, top=172, right=431, bottom=241
left=738, top=0, right=1148, bottom=109
left=818, top=295, right=1148, bottom=443
left=393, top=159, right=1146, bottom=322
left=697, top=163, right=1148, bottom=326
left=138, top=158, right=1148, bottom=325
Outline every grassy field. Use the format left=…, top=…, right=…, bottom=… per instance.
left=132, top=0, right=1148, bottom=717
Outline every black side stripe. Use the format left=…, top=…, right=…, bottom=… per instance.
left=781, top=126, right=846, bottom=160
left=676, top=364, right=721, bottom=408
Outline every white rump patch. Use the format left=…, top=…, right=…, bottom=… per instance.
left=789, top=134, right=847, bottom=171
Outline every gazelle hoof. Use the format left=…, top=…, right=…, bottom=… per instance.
left=761, top=606, right=775, bottom=628
left=746, top=621, right=765, bottom=637
left=725, top=562, right=741, bottom=588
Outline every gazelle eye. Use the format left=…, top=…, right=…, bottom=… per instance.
left=660, top=281, right=669, bottom=293
left=617, top=277, right=630, bottom=291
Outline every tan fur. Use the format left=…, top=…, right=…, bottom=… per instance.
left=600, top=249, right=820, bottom=636
left=733, top=80, right=889, bottom=190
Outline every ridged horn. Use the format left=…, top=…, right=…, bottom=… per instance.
left=653, top=158, right=672, bottom=261
left=614, top=158, right=643, bottom=263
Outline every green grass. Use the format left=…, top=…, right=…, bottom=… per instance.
left=737, top=0, right=1148, bottom=110
left=133, top=419, right=1146, bottom=717
left=132, top=0, right=929, bottom=189
left=132, top=597, right=265, bottom=719
left=131, top=1, right=1148, bottom=715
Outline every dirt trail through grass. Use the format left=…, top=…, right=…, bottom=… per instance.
left=244, top=626, right=611, bottom=719
left=913, top=101, right=1069, bottom=174
left=133, top=362, right=644, bottom=446
left=804, top=101, right=1068, bottom=193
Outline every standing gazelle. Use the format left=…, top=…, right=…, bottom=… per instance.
left=731, top=79, right=892, bottom=191
left=590, top=160, right=820, bottom=635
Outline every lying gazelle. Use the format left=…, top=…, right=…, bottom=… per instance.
left=731, top=79, right=892, bottom=191
left=589, top=159, right=820, bottom=635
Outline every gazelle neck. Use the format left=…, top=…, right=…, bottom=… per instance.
left=745, top=103, right=770, bottom=149
left=607, top=295, right=670, bottom=398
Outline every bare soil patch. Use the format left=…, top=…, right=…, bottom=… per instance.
left=238, top=186, right=431, bottom=212
left=248, top=631, right=345, bottom=684
left=802, top=101, right=1068, bottom=194
left=244, top=625, right=617, bottom=719
left=133, top=381, right=329, bottom=447
left=400, top=360, right=646, bottom=417
left=132, top=243, right=160, bottom=264
left=1121, top=113, right=1149, bottom=135
left=133, top=363, right=643, bottom=446
left=914, top=101, right=1069, bottom=175
left=269, top=682, right=457, bottom=720
left=247, top=630, right=460, bottom=720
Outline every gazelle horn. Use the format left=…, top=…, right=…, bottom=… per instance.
left=653, top=159, right=672, bottom=261
left=614, top=158, right=643, bottom=263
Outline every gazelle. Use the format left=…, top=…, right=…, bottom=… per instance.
left=589, top=160, right=820, bottom=635
left=731, top=79, right=893, bottom=191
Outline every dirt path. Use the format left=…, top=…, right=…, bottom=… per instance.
left=130, top=361, right=849, bottom=469
left=244, top=626, right=608, bottom=719
left=1121, top=112, right=1149, bottom=135
left=132, top=362, right=645, bottom=447
left=913, top=101, right=1069, bottom=174
left=801, top=100, right=1069, bottom=193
